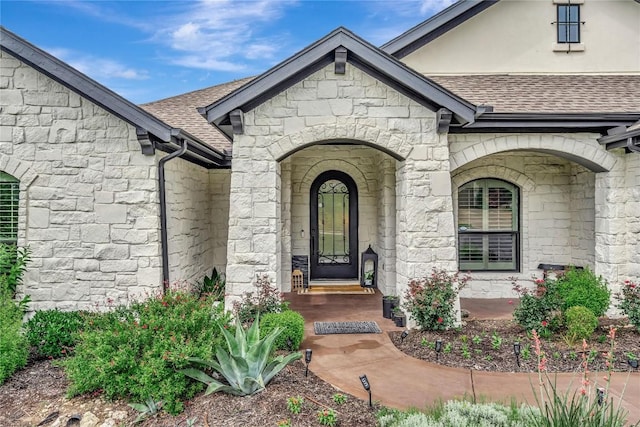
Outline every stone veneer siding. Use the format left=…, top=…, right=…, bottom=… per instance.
left=225, top=63, right=457, bottom=307
left=1, top=50, right=163, bottom=310
left=450, top=132, right=639, bottom=304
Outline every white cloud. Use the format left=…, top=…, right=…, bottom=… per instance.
left=47, top=48, right=149, bottom=81
left=419, top=0, right=457, bottom=15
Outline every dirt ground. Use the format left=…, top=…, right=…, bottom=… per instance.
left=1, top=317, right=638, bottom=427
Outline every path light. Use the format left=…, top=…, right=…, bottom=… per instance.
left=628, top=357, right=638, bottom=369
left=359, top=374, right=372, bottom=407
left=597, top=388, right=605, bottom=406
left=435, top=339, right=443, bottom=362
left=513, top=342, right=521, bottom=368
left=400, top=330, right=409, bottom=343
left=305, top=349, right=312, bottom=377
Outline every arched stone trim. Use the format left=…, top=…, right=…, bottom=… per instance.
left=450, top=135, right=617, bottom=173
left=452, top=166, right=535, bottom=192
left=0, top=154, right=38, bottom=187
left=268, top=124, right=410, bottom=162
left=0, top=154, right=38, bottom=247
left=297, top=159, right=370, bottom=193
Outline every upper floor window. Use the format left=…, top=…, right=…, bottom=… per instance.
left=0, top=172, right=19, bottom=246
left=457, top=179, right=519, bottom=271
left=557, top=4, right=580, bottom=43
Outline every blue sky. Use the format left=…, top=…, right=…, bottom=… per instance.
left=1, top=0, right=455, bottom=104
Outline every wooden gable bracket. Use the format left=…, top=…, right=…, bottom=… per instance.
left=229, top=109, right=244, bottom=135
left=136, top=127, right=155, bottom=155
left=335, top=47, right=347, bottom=74
left=436, top=108, right=453, bottom=134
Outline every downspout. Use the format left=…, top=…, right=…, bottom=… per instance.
left=158, top=139, right=188, bottom=293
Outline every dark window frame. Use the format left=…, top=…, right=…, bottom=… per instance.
left=557, top=4, right=581, bottom=44
left=0, top=172, right=19, bottom=246
left=457, top=178, right=520, bottom=272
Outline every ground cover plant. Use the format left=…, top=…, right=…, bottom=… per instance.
left=63, top=291, right=231, bottom=414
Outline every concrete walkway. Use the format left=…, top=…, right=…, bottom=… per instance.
left=286, top=291, right=640, bottom=424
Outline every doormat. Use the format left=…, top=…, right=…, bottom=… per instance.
left=298, top=285, right=376, bottom=295
left=314, top=321, right=382, bottom=335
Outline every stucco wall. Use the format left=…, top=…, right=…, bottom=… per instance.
left=403, top=0, right=640, bottom=74
left=450, top=133, right=598, bottom=297
left=0, top=50, right=162, bottom=311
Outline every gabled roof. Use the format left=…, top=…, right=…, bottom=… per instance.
left=201, top=27, right=478, bottom=141
left=381, top=0, right=499, bottom=58
left=0, top=26, right=229, bottom=168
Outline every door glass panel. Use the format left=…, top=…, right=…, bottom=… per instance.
left=317, top=179, right=349, bottom=264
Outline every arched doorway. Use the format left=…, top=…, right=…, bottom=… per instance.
left=310, top=170, right=358, bottom=279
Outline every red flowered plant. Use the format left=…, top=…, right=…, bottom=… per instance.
left=403, top=269, right=469, bottom=331
left=617, top=280, right=640, bottom=332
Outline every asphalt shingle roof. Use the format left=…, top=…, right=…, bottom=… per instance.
left=429, top=75, right=640, bottom=114
left=140, top=77, right=253, bottom=152
left=140, top=74, right=640, bottom=151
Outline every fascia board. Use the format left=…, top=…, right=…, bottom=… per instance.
left=0, top=26, right=173, bottom=143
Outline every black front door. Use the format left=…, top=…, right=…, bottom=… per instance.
left=310, top=171, right=358, bottom=279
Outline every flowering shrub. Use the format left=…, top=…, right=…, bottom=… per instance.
left=317, top=408, right=338, bottom=426
left=233, top=274, right=289, bottom=324
left=63, top=291, right=230, bottom=414
left=617, top=280, right=640, bottom=332
left=403, top=269, right=469, bottom=331
left=512, top=277, right=563, bottom=333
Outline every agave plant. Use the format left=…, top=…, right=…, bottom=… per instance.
left=181, top=316, right=301, bottom=396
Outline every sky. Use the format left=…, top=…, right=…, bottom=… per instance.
left=1, top=0, right=456, bottom=104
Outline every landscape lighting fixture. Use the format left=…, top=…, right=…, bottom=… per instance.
left=359, top=374, right=372, bottom=407
left=628, top=357, right=639, bottom=369
left=513, top=342, right=521, bottom=368
left=400, top=330, right=409, bottom=343
left=305, top=349, right=312, bottom=377
left=597, top=388, right=605, bottom=406
left=435, top=339, right=443, bottom=361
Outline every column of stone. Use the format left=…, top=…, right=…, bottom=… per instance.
left=224, top=132, right=281, bottom=307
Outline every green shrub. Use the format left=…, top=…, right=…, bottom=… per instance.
left=565, top=306, right=598, bottom=343
left=556, top=267, right=610, bottom=317
left=63, top=291, right=230, bottom=414
left=25, top=309, right=85, bottom=359
left=260, top=310, right=305, bottom=351
left=617, top=280, right=640, bottom=332
left=181, top=315, right=301, bottom=396
left=194, top=268, right=225, bottom=301
left=0, top=244, right=31, bottom=312
left=513, top=278, right=563, bottom=333
left=403, top=269, right=469, bottom=331
left=0, top=289, right=28, bottom=384
left=233, top=274, right=289, bottom=324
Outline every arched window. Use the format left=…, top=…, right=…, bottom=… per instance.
left=0, top=172, right=19, bottom=246
left=457, top=179, right=519, bottom=271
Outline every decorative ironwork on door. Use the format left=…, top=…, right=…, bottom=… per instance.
left=317, top=179, right=350, bottom=264
left=310, top=170, right=358, bottom=279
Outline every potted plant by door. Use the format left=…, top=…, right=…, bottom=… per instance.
left=364, top=270, right=374, bottom=287
left=382, top=295, right=399, bottom=319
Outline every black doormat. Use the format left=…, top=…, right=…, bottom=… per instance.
left=314, top=321, right=382, bottom=335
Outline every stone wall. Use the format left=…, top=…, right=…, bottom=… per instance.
left=0, top=50, right=162, bottom=311
left=210, top=169, right=231, bottom=274
left=450, top=136, right=598, bottom=297
left=225, top=62, right=455, bottom=302
left=164, top=156, right=215, bottom=286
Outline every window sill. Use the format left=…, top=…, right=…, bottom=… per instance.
left=553, top=43, right=585, bottom=52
